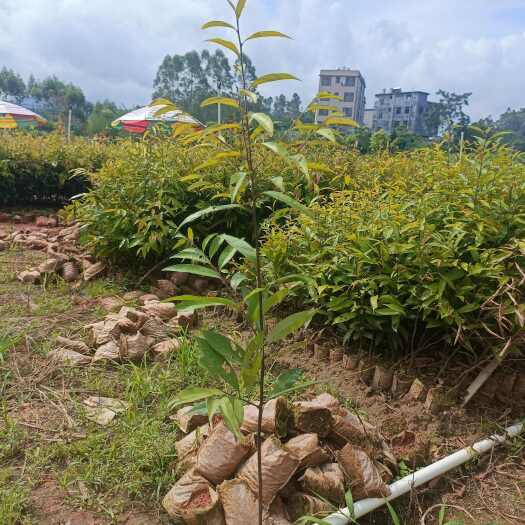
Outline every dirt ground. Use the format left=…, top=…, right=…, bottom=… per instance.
left=1, top=217, right=524, bottom=525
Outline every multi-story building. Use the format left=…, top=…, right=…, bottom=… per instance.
left=363, top=108, right=375, bottom=129
left=315, top=68, right=366, bottom=125
left=372, top=88, right=436, bottom=136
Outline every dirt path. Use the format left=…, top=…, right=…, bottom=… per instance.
left=1, top=219, right=524, bottom=525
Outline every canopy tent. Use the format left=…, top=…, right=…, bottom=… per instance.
left=111, top=103, right=204, bottom=134
left=0, top=100, right=47, bottom=129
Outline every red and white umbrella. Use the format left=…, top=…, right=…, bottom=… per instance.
left=112, top=102, right=204, bottom=134
left=0, top=100, right=47, bottom=129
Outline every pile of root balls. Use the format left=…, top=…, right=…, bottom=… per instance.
left=164, top=393, right=398, bottom=524
left=0, top=221, right=106, bottom=284
left=49, top=295, right=199, bottom=366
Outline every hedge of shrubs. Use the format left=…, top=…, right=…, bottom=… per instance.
left=261, top=141, right=525, bottom=353
left=0, top=132, right=112, bottom=206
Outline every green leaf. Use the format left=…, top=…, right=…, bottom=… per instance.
left=270, top=369, right=302, bottom=397
left=202, top=20, right=236, bottom=30
left=245, top=30, right=292, bottom=41
left=263, top=190, right=314, bottom=218
left=206, top=38, right=240, bottom=57
left=201, top=96, right=240, bottom=109
left=263, top=288, right=289, bottom=314
left=220, top=397, right=243, bottom=439
left=200, top=330, right=242, bottom=365
left=240, top=88, right=258, bottom=103
left=251, top=73, right=300, bottom=88
left=250, top=113, right=274, bottom=136
left=206, top=397, right=222, bottom=423
left=324, top=116, right=359, bottom=127
left=163, top=264, right=220, bottom=279
left=292, top=154, right=309, bottom=179
left=267, top=309, right=316, bottom=343
left=344, top=489, right=355, bottom=521
left=235, top=0, right=247, bottom=18
left=208, top=235, right=225, bottom=258
left=177, top=204, right=242, bottom=231
left=262, top=141, right=289, bottom=159
left=230, top=171, right=247, bottom=203
left=271, top=176, right=284, bottom=191
left=386, top=502, right=401, bottom=525
left=241, top=334, right=263, bottom=390
left=218, top=244, right=237, bottom=269
left=171, top=247, right=209, bottom=264
left=168, top=295, right=239, bottom=311
left=169, top=387, right=223, bottom=408
left=149, top=98, right=175, bottom=107
left=198, top=340, right=239, bottom=390
left=316, top=127, right=337, bottom=143
left=317, top=91, right=343, bottom=100
left=231, top=272, right=249, bottom=291
left=222, top=234, right=256, bottom=262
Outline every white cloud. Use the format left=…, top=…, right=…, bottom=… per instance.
left=0, top=0, right=524, bottom=118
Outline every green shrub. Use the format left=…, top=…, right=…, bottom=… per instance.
left=262, top=139, right=525, bottom=354
left=0, top=132, right=111, bottom=206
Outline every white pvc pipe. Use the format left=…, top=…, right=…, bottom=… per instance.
left=325, top=420, right=524, bottom=524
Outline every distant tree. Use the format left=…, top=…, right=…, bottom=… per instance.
left=28, top=75, right=90, bottom=130
left=153, top=49, right=301, bottom=125
left=425, top=90, right=472, bottom=136
left=391, top=125, right=429, bottom=151
left=495, top=107, right=525, bottom=151
left=346, top=127, right=372, bottom=153
left=370, top=129, right=390, bottom=152
left=0, top=67, right=26, bottom=103
left=86, top=100, right=123, bottom=136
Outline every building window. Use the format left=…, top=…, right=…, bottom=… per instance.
left=345, top=77, right=356, bottom=87
left=321, top=76, right=331, bottom=86
left=378, top=112, right=383, bottom=119
left=336, top=76, right=341, bottom=83
left=343, top=92, right=354, bottom=102
left=344, top=107, right=353, bottom=117
left=318, top=109, right=329, bottom=116
left=396, top=107, right=402, bottom=114
left=404, top=106, right=410, bottom=114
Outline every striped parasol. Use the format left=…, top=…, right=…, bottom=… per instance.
left=0, top=100, right=47, bottom=129
left=111, top=100, right=204, bottom=134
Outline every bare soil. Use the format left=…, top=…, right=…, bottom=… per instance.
left=1, top=217, right=524, bottom=525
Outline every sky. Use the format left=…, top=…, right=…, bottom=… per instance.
left=1, top=0, right=524, bottom=119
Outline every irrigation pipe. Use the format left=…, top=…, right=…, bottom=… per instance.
left=324, top=420, right=524, bottom=524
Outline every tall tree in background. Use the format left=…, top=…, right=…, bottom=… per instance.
left=152, top=49, right=302, bottom=124
left=496, top=107, right=525, bottom=151
left=0, top=67, right=26, bottom=103
left=425, top=90, right=472, bottom=136
left=86, top=100, right=123, bottom=136
left=28, top=76, right=91, bottom=130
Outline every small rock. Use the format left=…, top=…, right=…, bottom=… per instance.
left=55, top=336, right=90, bottom=354
left=84, top=406, right=117, bottom=426
left=329, top=348, right=343, bottom=364
left=139, top=293, right=160, bottom=305
left=83, top=261, right=106, bottom=281
left=98, top=296, right=123, bottom=313
left=314, top=344, right=329, bottom=361
left=92, top=341, right=120, bottom=363
left=142, top=301, right=177, bottom=320
left=342, top=354, right=359, bottom=370
left=123, top=291, right=142, bottom=301
left=152, top=339, right=181, bottom=358
left=169, top=271, right=189, bottom=286
left=404, top=378, right=426, bottom=401
left=17, top=270, right=41, bottom=284
left=372, top=366, right=394, bottom=391
left=48, top=348, right=92, bottom=366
